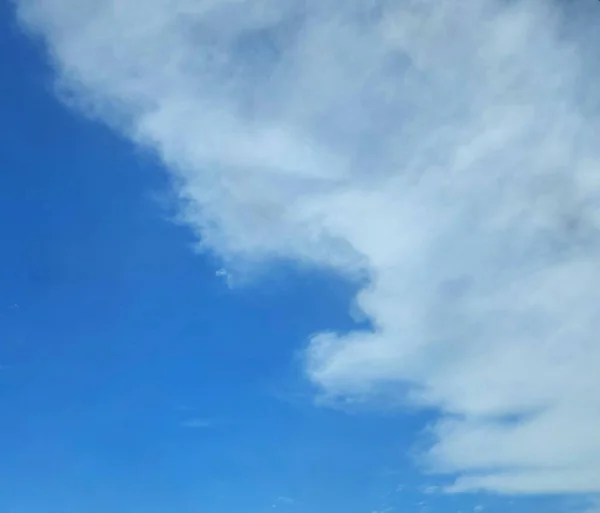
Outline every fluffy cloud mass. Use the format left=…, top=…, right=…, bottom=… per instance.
left=15, top=0, right=600, bottom=495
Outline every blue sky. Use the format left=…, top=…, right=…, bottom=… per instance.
left=1, top=1, right=600, bottom=513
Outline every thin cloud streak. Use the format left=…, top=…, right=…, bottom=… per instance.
left=14, top=0, right=600, bottom=496
left=181, top=418, right=213, bottom=429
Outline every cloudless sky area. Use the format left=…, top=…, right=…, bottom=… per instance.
left=1, top=1, right=600, bottom=513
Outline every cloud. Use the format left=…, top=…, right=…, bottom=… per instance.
left=181, top=418, right=213, bottom=429
left=581, top=497, right=600, bottom=513
left=14, top=0, right=600, bottom=497
left=271, top=496, right=295, bottom=509
left=275, top=496, right=295, bottom=505
left=215, top=267, right=235, bottom=288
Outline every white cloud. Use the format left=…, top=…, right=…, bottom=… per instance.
left=271, top=496, right=295, bottom=509
left=14, top=0, right=600, bottom=496
left=275, top=496, right=295, bottom=505
left=215, top=267, right=235, bottom=288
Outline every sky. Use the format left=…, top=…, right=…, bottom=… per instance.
left=1, top=0, right=600, bottom=512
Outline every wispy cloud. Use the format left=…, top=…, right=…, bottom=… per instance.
left=271, top=496, right=295, bottom=509
left=181, top=418, right=213, bottom=429
left=582, top=497, right=600, bottom=513
left=15, top=0, right=600, bottom=497
left=275, top=496, right=295, bottom=505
